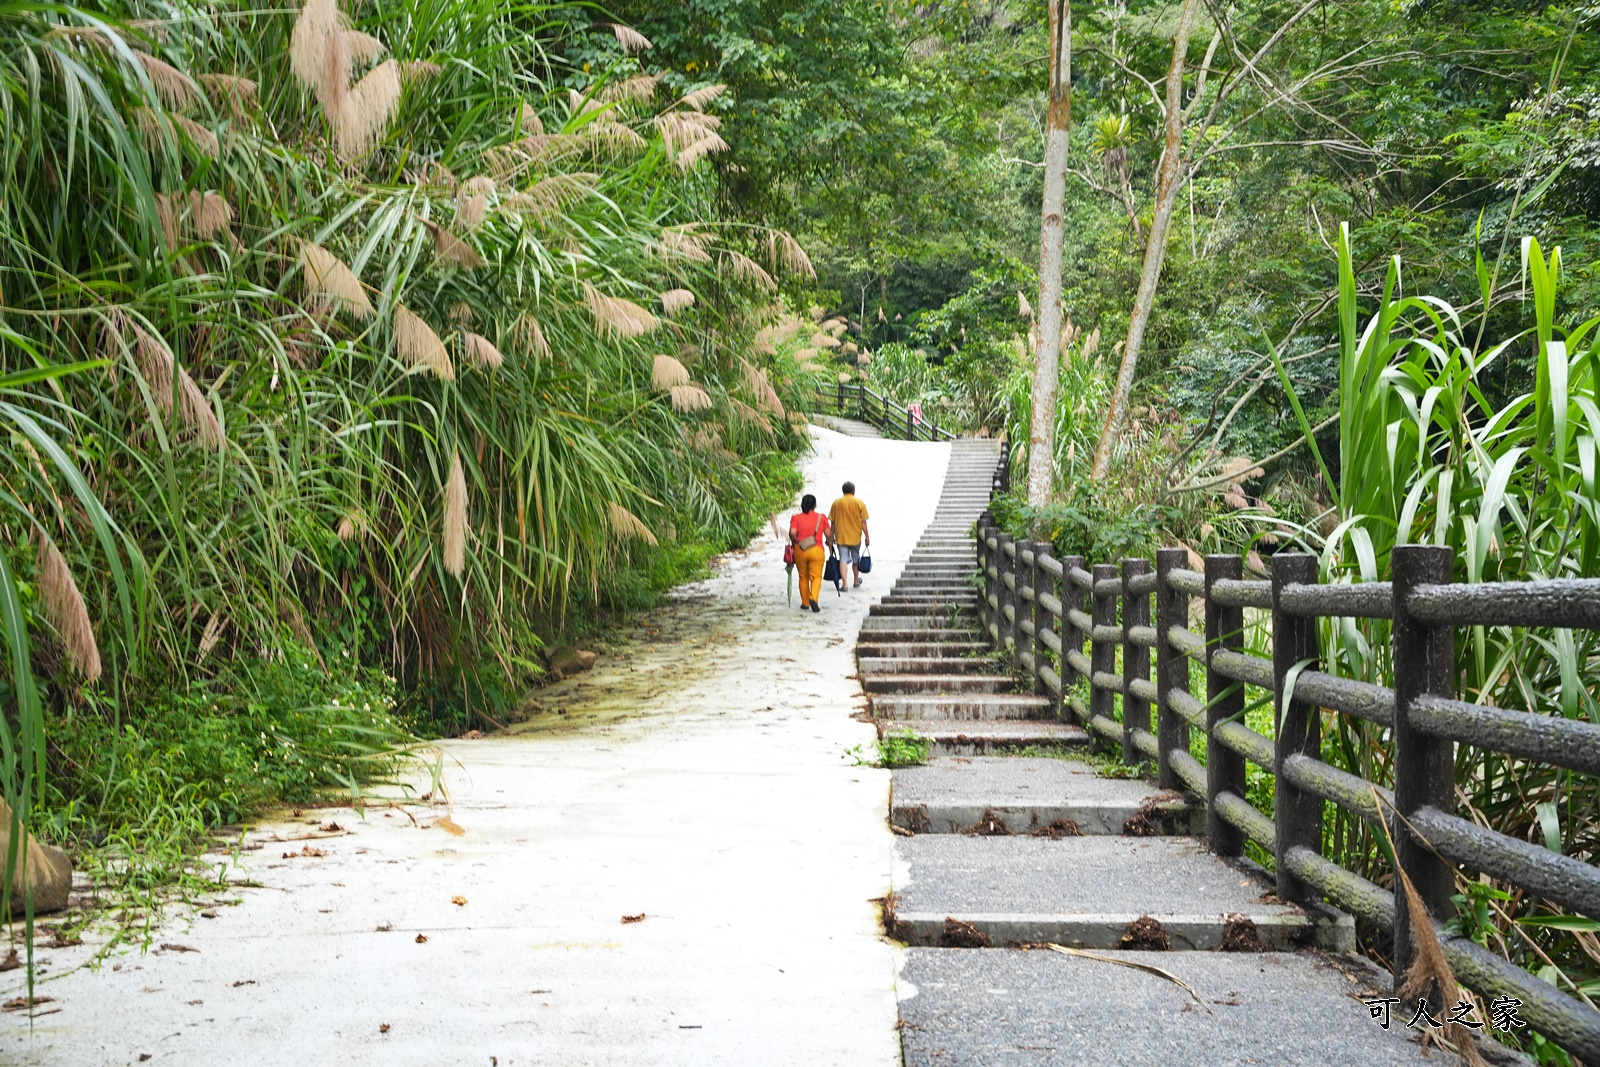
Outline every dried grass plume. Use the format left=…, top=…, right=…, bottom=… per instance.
left=610, top=24, right=652, bottom=53
left=584, top=285, right=658, bottom=339
left=608, top=502, right=658, bottom=545
left=461, top=331, right=504, bottom=368
left=660, top=289, right=695, bottom=316
left=299, top=241, right=374, bottom=319
left=36, top=530, right=102, bottom=681
left=394, top=303, right=455, bottom=380
left=669, top=383, right=713, bottom=412
left=442, top=449, right=467, bottom=576
left=651, top=354, right=691, bottom=390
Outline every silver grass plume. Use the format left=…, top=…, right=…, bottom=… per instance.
left=517, top=102, right=543, bottom=135
left=299, top=242, right=374, bottom=319
left=129, top=322, right=224, bottom=447
left=443, top=449, right=468, bottom=576
left=674, top=131, right=727, bottom=170
left=197, top=609, right=226, bottom=661
left=668, top=383, right=712, bottom=412
left=36, top=529, right=102, bottom=681
left=394, top=303, right=455, bottom=380
left=650, top=354, right=690, bottom=390
left=660, top=225, right=713, bottom=264
left=344, top=29, right=385, bottom=64
left=131, top=108, right=218, bottom=156
left=461, top=332, right=504, bottom=368
left=767, top=231, right=815, bottom=279
left=423, top=220, right=486, bottom=268
left=601, top=74, right=660, bottom=105
left=334, top=58, right=400, bottom=157
left=134, top=51, right=200, bottom=108
left=503, top=173, right=595, bottom=220
left=660, top=289, right=695, bottom=316
left=514, top=313, right=552, bottom=359
left=679, top=84, right=725, bottom=111
left=399, top=59, right=441, bottom=84
left=190, top=191, right=233, bottom=238
left=153, top=192, right=183, bottom=249
left=607, top=502, right=658, bottom=545
left=609, top=24, right=652, bottom=54
left=722, top=251, right=776, bottom=292
left=457, top=175, right=495, bottom=230
left=289, top=0, right=348, bottom=114
left=583, top=284, right=658, bottom=339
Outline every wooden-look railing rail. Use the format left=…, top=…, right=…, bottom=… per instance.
left=811, top=382, right=957, bottom=442
left=974, top=454, right=1600, bottom=1060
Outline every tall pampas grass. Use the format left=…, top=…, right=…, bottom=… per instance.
left=394, top=303, right=455, bottom=380
left=126, top=321, right=225, bottom=447
left=192, top=191, right=233, bottom=238
left=197, top=73, right=258, bottom=120
left=668, top=383, right=712, bottom=412
left=504, top=173, right=595, bottom=219
left=289, top=0, right=347, bottom=111
left=135, top=51, right=200, bottom=108
left=344, top=29, right=386, bottom=64
left=607, top=502, right=658, bottom=545
left=299, top=241, right=374, bottom=319
left=602, top=74, right=660, bottom=105
left=457, top=176, right=495, bottom=230
left=335, top=58, right=400, bottom=157
left=131, top=108, right=219, bottom=156
left=766, top=231, right=816, bottom=279
left=651, top=354, right=690, bottom=390
left=514, top=313, right=552, bottom=359
left=423, top=221, right=486, bottom=268
left=36, top=530, right=102, bottom=681
left=660, top=289, right=695, bottom=316
left=584, top=285, right=658, bottom=339
left=610, top=24, right=652, bottom=53
left=461, top=332, right=503, bottom=368
left=722, top=251, right=776, bottom=292
left=680, top=84, right=725, bottom=111
left=516, top=102, right=543, bottom=135
left=442, top=449, right=467, bottom=576
left=660, top=225, right=713, bottom=264
left=743, top=362, right=786, bottom=418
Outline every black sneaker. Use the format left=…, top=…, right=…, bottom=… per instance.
left=810, top=602, right=821, bottom=613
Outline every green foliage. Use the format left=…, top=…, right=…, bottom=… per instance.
left=847, top=728, right=932, bottom=769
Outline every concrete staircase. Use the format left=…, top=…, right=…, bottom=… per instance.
left=863, top=441, right=1440, bottom=1066
left=813, top=413, right=884, bottom=438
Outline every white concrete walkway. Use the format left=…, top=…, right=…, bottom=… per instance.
left=3, top=428, right=951, bottom=1067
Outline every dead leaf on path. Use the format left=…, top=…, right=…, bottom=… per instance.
left=415, top=933, right=429, bottom=943
left=451, top=896, right=468, bottom=906
left=159, top=943, right=200, bottom=953
left=281, top=846, right=327, bottom=858
left=375, top=923, right=394, bottom=932
left=431, top=815, right=466, bottom=836
left=0, top=950, right=17, bottom=972
left=320, top=822, right=344, bottom=833
left=232, top=980, right=256, bottom=987
left=379, top=1023, right=391, bottom=1033
left=1044, top=944, right=1210, bottom=1012
left=621, top=913, right=645, bottom=924
left=2, top=996, right=53, bottom=1011
left=45, top=937, right=82, bottom=948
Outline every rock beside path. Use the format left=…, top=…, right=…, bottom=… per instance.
left=543, top=645, right=596, bottom=679
left=0, top=800, right=71, bottom=915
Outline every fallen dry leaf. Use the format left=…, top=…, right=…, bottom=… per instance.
left=0, top=950, right=17, bottom=972
left=320, top=822, right=344, bottom=833
left=2, top=996, right=53, bottom=1011
left=379, top=1023, right=391, bottom=1033
left=451, top=895, right=467, bottom=907
left=432, top=815, right=466, bottom=836
left=621, top=913, right=646, bottom=924
left=414, top=933, right=429, bottom=944
left=159, top=943, right=199, bottom=953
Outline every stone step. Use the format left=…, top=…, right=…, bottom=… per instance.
left=854, top=626, right=984, bottom=642
left=857, top=656, right=1000, bottom=675
left=869, top=693, right=1054, bottom=721
left=858, top=641, right=990, bottom=658
left=898, top=949, right=1432, bottom=1067
left=870, top=604, right=982, bottom=619
left=890, top=757, right=1199, bottom=836
left=859, top=615, right=979, bottom=632
left=863, top=674, right=1016, bottom=694
left=879, top=594, right=978, bottom=606
left=878, top=719, right=1088, bottom=755
left=889, top=835, right=1334, bottom=951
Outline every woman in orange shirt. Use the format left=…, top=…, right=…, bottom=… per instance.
left=788, top=494, right=831, bottom=613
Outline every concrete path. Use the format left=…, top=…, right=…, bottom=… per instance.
left=2, top=426, right=949, bottom=1067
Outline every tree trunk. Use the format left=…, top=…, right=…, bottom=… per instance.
left=1025, top=0, right=1071, bottom=508
left=1089, top=0, right=1200, bottom=480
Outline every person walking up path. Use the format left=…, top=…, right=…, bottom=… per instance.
left=789, top=493, right=831, bottom=613
left=828, top=482, right=870, bottom=590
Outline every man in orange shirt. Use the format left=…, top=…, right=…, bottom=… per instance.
left=827, top=482, right=871, bottom=590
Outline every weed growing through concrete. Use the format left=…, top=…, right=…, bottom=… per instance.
left=846, top=730, right=933, bottom=768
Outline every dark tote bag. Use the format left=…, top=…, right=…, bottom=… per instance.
left=823, top=551, right=842, bottom=592
left=858, top=549, right=872, bottom=574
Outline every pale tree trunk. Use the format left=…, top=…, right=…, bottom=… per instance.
left=1024, top=0, right=1071, bottom=509
left=1089, top=0, right=1200, bottom=480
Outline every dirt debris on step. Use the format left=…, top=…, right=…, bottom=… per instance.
left=1217, top=913, right=1266, bottom=953
left=965, top=810, right=1014, bottom=836
left=1029, top=819, right=1082, bottom=839
left=1117, top=915, right=1171, bottom=951
left=939, top=917, right=992, bottom=949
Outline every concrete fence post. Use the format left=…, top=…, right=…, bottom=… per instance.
left=1205, top=554, right=1245, bottom=857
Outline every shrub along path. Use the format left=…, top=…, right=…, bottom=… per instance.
left=2, top=426, right=947, bottom=1066
left=875, top=445, right=1456, bottom=1065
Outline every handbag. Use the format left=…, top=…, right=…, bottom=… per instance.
left=858, top=548, right=872, bottom=574
left=783, top=544, right=795, bottom=566
left=796, top=535, right=817, bottom=550
left=823, top=551, right=841, bottom=588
